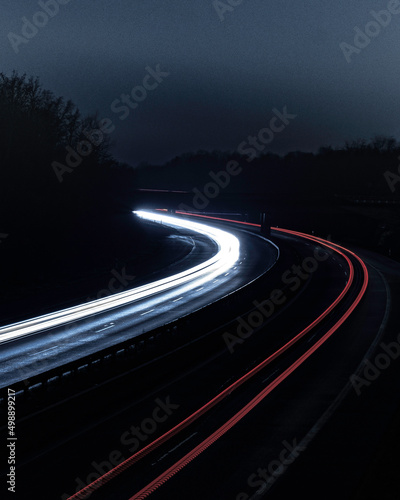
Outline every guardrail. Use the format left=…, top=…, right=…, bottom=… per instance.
left=0, top=233, right=302, bottom=413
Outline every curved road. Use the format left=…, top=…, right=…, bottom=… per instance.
left=1, top=213, right=397, bottom=500
left=0, top=211, right=279, bottom=388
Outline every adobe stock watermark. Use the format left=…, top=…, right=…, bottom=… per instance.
left=384, top=156, right=400, bottom=193
left=213, top=0, right=246, bottom=22
left=8, top=0, right=72, bottom=54
left=340, top=1, right=400, bottom=63
left=179, top=106, right=296, bottom=212
left=52, top=64, right=169, bottom=183
left=236, top=438, right=303, bottom=499
left=17, top=267, right=135, bottom=385
left=62, top=396, right=180, bottom=499
left=350, top=332, right=400, bottom=395
left=110, top=65, right=170, bottom=121
left=223, top=246, right=330, bottom=353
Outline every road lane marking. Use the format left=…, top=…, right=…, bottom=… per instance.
left=262, top=369, right=279, bottom=384
left=140, top=309, right=155, bottom=316
left=95, top=323, right=115, bottom=333
left=151, top=433, right=198, bottom=466
left=29, top=346, right=58, bottom=356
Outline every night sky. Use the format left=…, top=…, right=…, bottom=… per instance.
left=1, top=0, right=400, bottom=165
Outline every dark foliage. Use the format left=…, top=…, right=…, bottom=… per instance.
left=0, top=73, right=138, bottom=296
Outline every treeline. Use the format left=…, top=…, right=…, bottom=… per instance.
left=135, top=138, right=400, bottom=258
left=136, top=138, right=400, bottom=202
left=0, top=72, right=138, bottom=296
left=0, top=71, right=135, bottom=228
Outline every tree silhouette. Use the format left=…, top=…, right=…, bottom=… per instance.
left=0, top=72, right=133, bottom=226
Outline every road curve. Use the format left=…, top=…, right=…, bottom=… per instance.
left=0, top=211, right=279, bottom=388
left=64, top=217, right=368, bottom=500
left=0, top=211, right=240, bottom=343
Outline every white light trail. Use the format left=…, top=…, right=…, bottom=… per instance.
left=0, top=211, right=240, bottom=343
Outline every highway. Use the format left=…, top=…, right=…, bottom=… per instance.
left=0, top=211, right=278, bottom=388
left=1, top=213, right=398, bottom=500
left=60, top=218, right=369, bottom=500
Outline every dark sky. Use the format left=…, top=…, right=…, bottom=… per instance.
left=2, top=0, right=400, bottom=165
